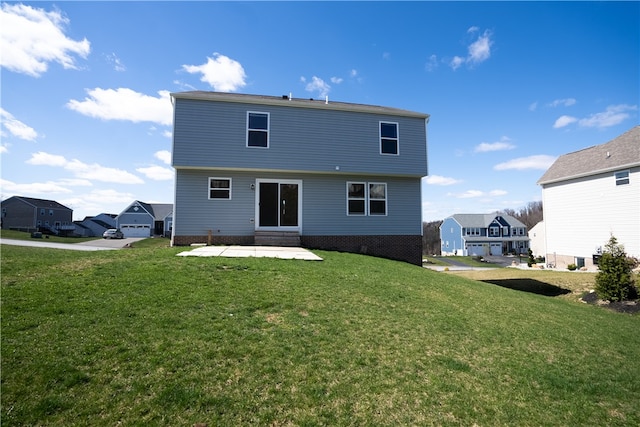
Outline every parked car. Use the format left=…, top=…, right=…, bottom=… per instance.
left=103, top=229, right=124, bottom=239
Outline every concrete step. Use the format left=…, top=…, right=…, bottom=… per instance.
left=254, top=231, right=301, bottom=247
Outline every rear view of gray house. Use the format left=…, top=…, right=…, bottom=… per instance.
left=170, top=92, right=429, bottom=265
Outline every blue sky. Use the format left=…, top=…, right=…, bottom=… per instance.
left=1, top=1, right=638, bottom=222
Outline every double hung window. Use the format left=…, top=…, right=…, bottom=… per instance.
left=380, top=122, right=399, bottom=155
left=209, top=178, right=231, bottom=199
left=615, top=170, right=629, bottom=186
left=347, top=182, right=387, bottom=216
left=247, top=112, right=269, bottom=148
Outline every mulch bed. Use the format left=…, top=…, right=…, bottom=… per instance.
left=581, top=291, right=640, bottom=314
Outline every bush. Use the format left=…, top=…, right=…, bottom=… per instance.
left=527, top=249, right=535, bottom=267
left=567, top=264, right=578, bottom=271
left=595, top=236, right=637, bottom=302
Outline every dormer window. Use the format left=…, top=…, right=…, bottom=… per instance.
left=380, top=122, right=399, bottom=155
left=247, top=112, right=269, bottom=148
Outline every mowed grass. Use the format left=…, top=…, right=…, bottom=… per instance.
left=2, top=241, right=639, bottom=426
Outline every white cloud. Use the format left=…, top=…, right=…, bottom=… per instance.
left=424, top=175, right=461, bottom=186
left=26, top=151, right=144, bottom=184
left=0, top=3, right=90, bottom=77
left=494, top=155, right=557, bottom=171
left=0, top=108, right=38, bottom=141
left=0, top=144, right=8, bottom=154
left=105, top=52, right=126, bottom=72
left=448, top=28, right=493, bottom=70
left=304, top=76, right=331, bottom=98
left=136, top=165, right=174, bottom=181
left=182, top=53, right=247, bottom=92
left=578, top=104, right=637, bottom=129
left=154, top=150, right=172, bottom=165
left=350, top=69, right=358, bottom=78
left=330, top=76, right=343, bottom=84
left=553, top=115, right=578, bottom=129
left=0, top=178, right=73, bottom=194
left=447, top=189, right=507, bottom=199
left=467, top=29, right=493, bottom=64
left=529, top=102, right=538, bottom=112
left=382, top=52, right=391, bottom=60
left=67, top=88, right=173, bottom=126
left=474, top=137, right=515, bottom=153
left=548, top=98, right=576, bottom=107
left=425, top=54, right=438, bottom=72
left=450, top=56, right=465, bottom=71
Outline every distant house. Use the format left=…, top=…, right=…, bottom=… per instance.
left=116, top=201, right=173, bottom=238
left=0, top=196, right=75, bottom=235
left=528, top=221, right=545, bottom=259
left=537, top=126, right=639, bottom=269
left=440, top=213, right=530, bottom=256
left=74, top=213, right=117, bottom=237
left=170, top=91, right=429, bottom=265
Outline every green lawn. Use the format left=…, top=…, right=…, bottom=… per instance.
left=0, top=229, right=100, bottom=244
left=2, top=241, right=639, bottom=426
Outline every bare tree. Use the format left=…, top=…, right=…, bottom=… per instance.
left=422, top=220, right=442, bottom=255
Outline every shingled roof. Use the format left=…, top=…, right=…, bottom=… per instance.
left=537, top=126, right=640, bottom=185
left=171, top=91, right=430, bottom=119
left=450, top=213, right=527, bottom=229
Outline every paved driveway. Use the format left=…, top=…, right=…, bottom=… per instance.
left=0, top=237, right=143, bottom=251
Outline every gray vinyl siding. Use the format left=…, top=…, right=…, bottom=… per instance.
left=173, top=170, right=422, bottom=237
left=173, top=98, right=427, bottom=177
left=117, top=212, right=153, bottom=227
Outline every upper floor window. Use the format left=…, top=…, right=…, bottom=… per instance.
left=467, top=228, right=481, bottom=236
left=40, top=208, right=45, bottom=215
left=380, top=122, right=399, bottom=155
left=247, top=112, right=269, bottom=148
left=209, top=178, right=231, bottom=199
left=615, top=170, right=629, bottom=186
left=49, top=209, right=54, bottom=216
left=347, top=182, right=387, bottom=216
left=489, top=226, right=500, bottom=237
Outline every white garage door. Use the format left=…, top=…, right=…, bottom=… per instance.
left=490, top=243, right=502, bottom=256
left=121, top=224, right=151, bottom=237
left=466, top=244, right=486, bottom=256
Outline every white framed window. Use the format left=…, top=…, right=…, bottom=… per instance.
left=209, top=178, right=232, bottom=200
left=489, top=226, right=500, bottom=237
left=369, top=182, right=387, bottom=215
left=347, top=182, right=366, bottom=215
left=347, top=182, right=387, bottom=216
left=380, top=121, right=399, bottom=155
left=615, top=170, right=630, bottom=186
left=467, top=228, right=480, bottom=236
left=247, top=111, right=269, bottom=148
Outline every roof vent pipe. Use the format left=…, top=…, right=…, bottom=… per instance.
left=325, top=95, right=329, bottom=104
left=289, top=92, right=292, bottom=100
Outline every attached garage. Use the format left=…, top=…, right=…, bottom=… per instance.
left=466, top=243, right=486, bottom=256
left=490, top=243, right=502, bottom=256
left=121, top=224, right=151, bottom=238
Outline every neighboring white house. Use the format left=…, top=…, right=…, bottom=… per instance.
left=537, top=126, right=639, bottom=269
left=528, top=221, right=545, bottom=259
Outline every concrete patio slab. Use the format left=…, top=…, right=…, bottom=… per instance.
left=177, top=245, right=323, bottom=261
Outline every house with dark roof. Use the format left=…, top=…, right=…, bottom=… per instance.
left=439, top=213, right=530, bottom=256
left=74, top=213, right=117, bottom=237
left=170, top=91, right=429, bottom=265
left=537, top=126, right=639, bottom=269
left=0, top=196, right=75, bottom=235
left=116, top=201, right=173, bottom=238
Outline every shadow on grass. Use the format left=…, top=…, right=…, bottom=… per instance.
left=481, top=279, right=571, bottom=297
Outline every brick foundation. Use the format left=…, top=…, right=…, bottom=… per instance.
left=173, top=235, right=254, bottom=246
left=302, top=235, right=423, bottom=265
left=173, top=234, right=423, bottom=265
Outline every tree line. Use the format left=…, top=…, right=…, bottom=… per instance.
left=422, top=201, right=543, bottom=255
